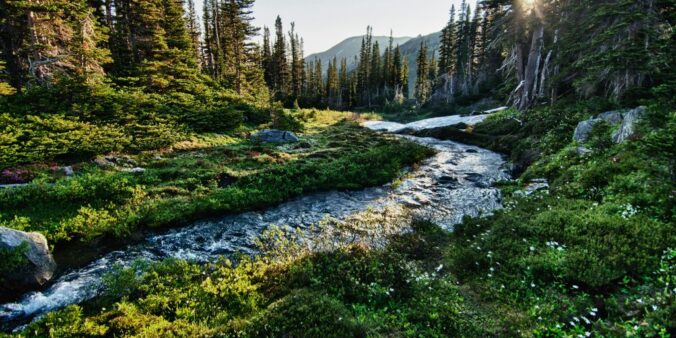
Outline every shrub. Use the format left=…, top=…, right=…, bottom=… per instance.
left=245, top=289, right=365, bottom=337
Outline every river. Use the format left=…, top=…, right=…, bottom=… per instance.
left=0, top=116, right=510, bottom=332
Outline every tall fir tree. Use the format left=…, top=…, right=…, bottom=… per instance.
left=415, top=40, right=431, bottom=104
left=271, top=16, right=289, bottom=98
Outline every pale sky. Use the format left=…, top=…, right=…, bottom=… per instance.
left=195, top=0, right=477, bottom=55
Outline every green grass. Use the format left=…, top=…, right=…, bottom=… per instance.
left=0, top=110, right=433, bottom=246
left=4, top=104, right=674, bottom=337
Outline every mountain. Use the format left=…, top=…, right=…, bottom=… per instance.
left=398, top=32, right=443, bottom=98
left=305, top=32, right=442, bottom=98
left=305, top=35, right=413, bottom=73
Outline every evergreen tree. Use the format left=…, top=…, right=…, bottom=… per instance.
left=415, top=40, right=431, bottom=104
left=288, top=22, right=304, bottom=99
left=439, top=5, right=457, bottom=77
left=339, top=57, right=349, bottom=108
left=326, top=57, right=339, bottom=108
left=185, top=0, right=202, bottom=67
left=369, top=41, right=381, bottom=103
left=271, top=16, right=289, bottom=99
left=261, top=26, right=273, bottom=86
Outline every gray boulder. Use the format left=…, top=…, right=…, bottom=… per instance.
left=573, top=119, right=599, bottom=143
left=0, top=227, right=57, bottom=291
left=613, top=107, right=646, bottom=143
left=251, top=129, right=299, bottom=144
left=573, top=107, right=645, bottom=144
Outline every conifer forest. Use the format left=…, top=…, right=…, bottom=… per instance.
left=0, top=0, right=673, bottom=336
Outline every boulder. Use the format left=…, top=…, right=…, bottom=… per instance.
left=251, top=129, right=300, bottom=144
left=572, top=120, right=597, bottom=143
left=573, top=107, right=645, bottom=144
left=122, top=167, right=146, bottom=174
left=0, top=227, right=57, bottom=291
left=62, top=166, right=74, bottom=177
left=612, top=107, right=646, bottom=143
left=575, top=146, right=593, bottom=156
left=514, top=179, right=550, bottom=197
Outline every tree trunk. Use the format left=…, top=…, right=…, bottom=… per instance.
left=518, top=24, right=544, bottom=111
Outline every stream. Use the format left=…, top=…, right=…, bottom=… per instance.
left=0, top=116, right=510, bottom=331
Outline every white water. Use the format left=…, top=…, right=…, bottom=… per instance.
left=1, top=121, right=510, bottom=331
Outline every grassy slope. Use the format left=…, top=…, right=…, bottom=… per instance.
left=5, top=105, right=675, bottom=337
left=0, top=110, right=433, bottom=247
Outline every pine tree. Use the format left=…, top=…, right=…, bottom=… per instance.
left=369, top=40, right=381, bottom=103
left=339, top=57, right=349, bottom=108
left=185, top=0, right=201, bottom=67
left=415, top=40, right=431, bottom=104
left=271, top=16, right=289, bottom=99
left=439, top=5, right=457, bottom=77
left=289, top=22, right=304, bottom=99
left=314, top=59, right=324, bottom=103
left=202, top=0, right=215, bottom=77
left=261, top=26, right=273, bottom=86
left=326, top=57, right=339, bottom=108
left=383, top=32, right=395, bottom=93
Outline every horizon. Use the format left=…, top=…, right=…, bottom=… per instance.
left=195, top=0, right=477, bottom=55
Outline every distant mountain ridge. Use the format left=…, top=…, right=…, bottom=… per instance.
left=305, top=35, right=413, bottom=73
left=305, top=32, right=442, bottom=97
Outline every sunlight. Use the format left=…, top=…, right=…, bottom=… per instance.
left=522, top=0, right=536, bottom=10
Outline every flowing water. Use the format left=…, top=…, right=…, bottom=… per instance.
left=0, top=119, right=510, bottom=331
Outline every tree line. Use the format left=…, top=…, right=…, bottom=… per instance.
left=0, top=0, right=265, bottom=97
left=1, top=0, right=672, bottom=113
left=260, top=22, right=410, bottom=110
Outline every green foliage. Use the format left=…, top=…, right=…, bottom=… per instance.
left=246, top=289, right=365, bottom=337
left=0, top=242, right=28, bottom=284
left=0, top=122, right=432, bottom=245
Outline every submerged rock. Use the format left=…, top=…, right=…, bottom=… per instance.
left=251, top=129, right=300, bottom=144
left=0, top=227, right=56, bottom=292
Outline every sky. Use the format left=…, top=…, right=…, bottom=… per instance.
left=195, top=0, right=477, bottom=56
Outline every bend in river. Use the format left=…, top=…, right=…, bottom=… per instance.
left=0, top=117, right=511, bottom=331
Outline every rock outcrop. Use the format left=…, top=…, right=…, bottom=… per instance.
left=573, top=107, right=646, bottom=144
left=0, top=227, right=56, bottom=291
left=251, top=129, right=300, bottom=144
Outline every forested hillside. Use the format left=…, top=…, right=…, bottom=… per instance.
left=305, top=35, right=413, bottom=74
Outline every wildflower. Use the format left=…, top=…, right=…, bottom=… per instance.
left=529, top=246, right=535, bottom=252
left=582, top=316, right=591, bottom=324
left=585, top=332, right=591, bottom=337
left=531, top=282, right=536, bottom=288
left=652, top=305, right=658, bottom=311
left=436, top=264, right=444, bottom=272
left=572, top=285, right=579, bottom=290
